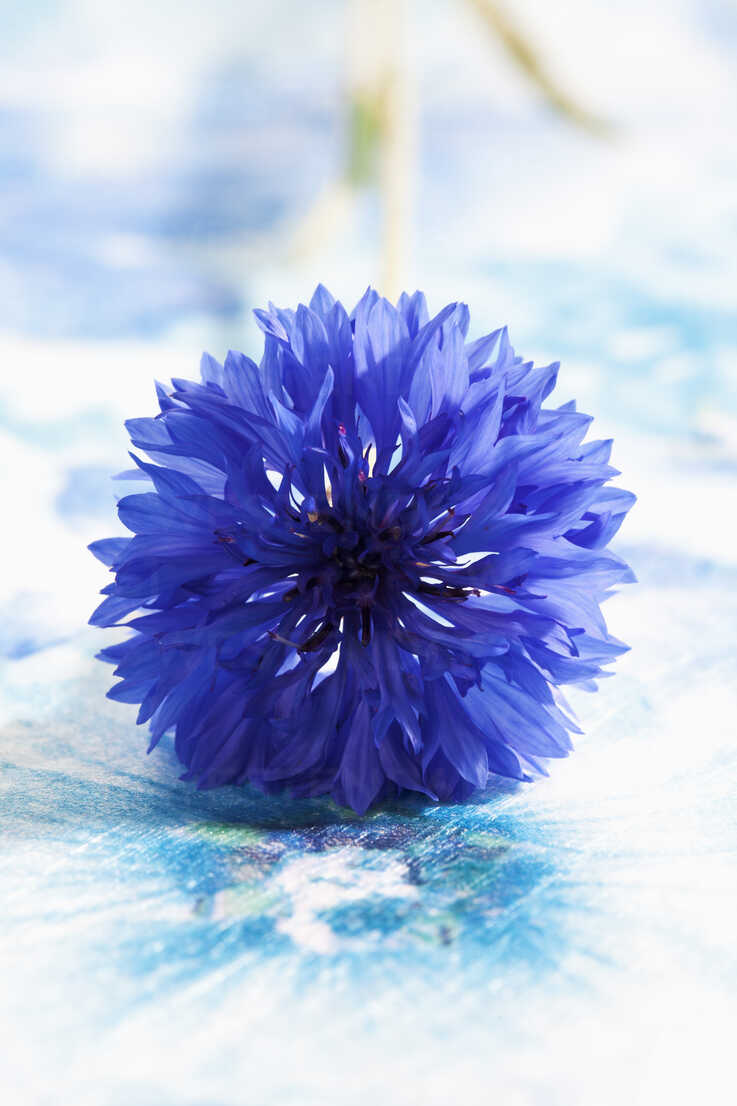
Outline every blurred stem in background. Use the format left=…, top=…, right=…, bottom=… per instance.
left=292, top=0, right=413, bottom=299
left=467, top=0, right=612, bottom=136
left=293, top=0, right=610, bottom=296
left=344, top=0, right=413, bottom=299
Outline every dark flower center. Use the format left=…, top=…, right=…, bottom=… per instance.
left=279, top=494, right=481, bottom=650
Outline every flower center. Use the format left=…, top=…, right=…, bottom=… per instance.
left=267, top=488, right=480, bottom=651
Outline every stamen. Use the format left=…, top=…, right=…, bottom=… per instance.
left=418, top=582, right=480, bottom=600
left=268, top=630, right=303, bottom=648
left=361, top=607, right=372, bottom=646
left=298, top=621, right=335, bottom=653
left=419, top=529, right=455, bottom=545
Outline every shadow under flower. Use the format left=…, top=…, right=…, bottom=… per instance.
left=171, top=773, right=557, bottom=970
left=3, top=671, right=567, bottom=1000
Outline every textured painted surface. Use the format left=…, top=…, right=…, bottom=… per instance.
left=2, top=2, right=737, bottom=1104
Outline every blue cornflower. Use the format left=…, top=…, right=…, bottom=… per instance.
left=90, top=287, right=634, bottom=813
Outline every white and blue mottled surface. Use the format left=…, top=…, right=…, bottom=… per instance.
left=2, top=2, right=737, bottom=1103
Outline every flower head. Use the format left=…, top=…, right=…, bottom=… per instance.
left=90, top=287, right=634, bottom=813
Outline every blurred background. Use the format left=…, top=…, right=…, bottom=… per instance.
left=2, top=2, right=737, bottom=1105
